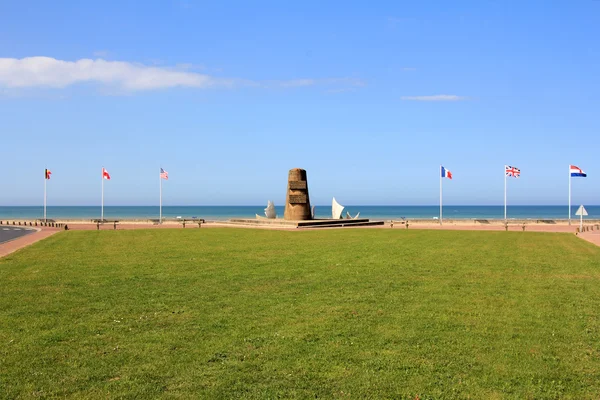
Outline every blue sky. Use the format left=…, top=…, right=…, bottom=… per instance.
left=1, top=0, right=598, bottom=206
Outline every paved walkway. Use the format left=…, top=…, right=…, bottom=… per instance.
left=579, top=231, right=600, bottom=247
left=0, top=226, right=37, bottom=244
left=0, top=227, right=61, bottom=258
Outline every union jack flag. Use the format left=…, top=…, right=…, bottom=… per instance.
left=505, top=165, right=520, bottom=178
left=160, top=168, right=169, bottom=180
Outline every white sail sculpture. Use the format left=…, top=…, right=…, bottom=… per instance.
left=332, top=197, right=344, bottom=219
left=311, top=205, right=316, bottom=219
left=265, top=200, right=276, bottom=219
left=346, top=211, right=361, bottom=219
left=256, top=200, right=277, bottom=219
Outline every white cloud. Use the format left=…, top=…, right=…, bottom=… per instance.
left=401, top=94, right=467, bottom=101
left=0, top=57, right=230, bottom=91
left=0, top=57, right=365, bottom=93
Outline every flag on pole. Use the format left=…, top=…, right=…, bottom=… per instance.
left=160, top=168, right=169, bottom=180
left=102, top=168, right=111, bottom=180
left=570, top=165, right=587, bottom=177
left=441, top=166, right=452, bottom=179
left=45, top=169, right=52, bottom=179
left=505, top=165, right=520, bottom=178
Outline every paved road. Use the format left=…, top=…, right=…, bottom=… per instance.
left=0, top=226, right=36, bottom=244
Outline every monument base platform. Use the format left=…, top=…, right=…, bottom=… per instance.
left=226, top=218, right=385, bottom=228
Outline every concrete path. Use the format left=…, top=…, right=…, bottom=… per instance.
left=0, top=227, right=60, bottom=258
left=579, top=231, right=600, bottom=247
left=0, top=226, right=36, bottom=244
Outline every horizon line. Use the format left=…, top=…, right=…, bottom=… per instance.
left=1, top=204, right=598, bottom=208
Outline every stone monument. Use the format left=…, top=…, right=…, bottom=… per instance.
left=284, top=168, right=312, bottom=220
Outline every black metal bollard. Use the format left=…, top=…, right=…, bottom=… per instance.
left=64, top=225, right=69, bottom=231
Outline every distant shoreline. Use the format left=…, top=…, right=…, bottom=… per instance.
left=0, top=205, right=598, bottom=221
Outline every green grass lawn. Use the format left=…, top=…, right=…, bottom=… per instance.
left=1, top=228, right=600, bottom=399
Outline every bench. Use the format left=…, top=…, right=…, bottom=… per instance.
left=180, top=218, right=205, bottom=228
left=92, top=219, right=120, bottom=230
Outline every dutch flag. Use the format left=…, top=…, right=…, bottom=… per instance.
left=441, top=166, right=452, bottom=179
left=570, top=165, right=587, bottom=178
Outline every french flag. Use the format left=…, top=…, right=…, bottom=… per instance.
left=570, top=165, right=586, bottom=177
left=441, top=166, right=452, bottom=179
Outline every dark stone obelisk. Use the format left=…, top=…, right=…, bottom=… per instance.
left=284, top=168, right=312, bottom=220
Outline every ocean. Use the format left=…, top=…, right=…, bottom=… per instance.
left=0, top=205, right=598, bottom=221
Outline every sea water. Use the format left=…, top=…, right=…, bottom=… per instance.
left=0, top=205, right=598, bottom=221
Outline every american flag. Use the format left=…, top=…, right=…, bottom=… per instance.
left=505, top=165, right=520, bottom=178
left=160, top=168, right=169, bottom=180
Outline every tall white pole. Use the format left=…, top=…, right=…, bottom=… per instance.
left=504, top=166, right=507, bottom=222
left=101, top=167, right=104, bottom=221
left=44, top=172, right=47, bottom=221
left=568, top=165, right=571, bottom=225
left=439, top=166, right=443, bottom=225
left=159, top=168, right=163, bottom=224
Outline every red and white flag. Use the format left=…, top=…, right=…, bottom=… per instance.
left=102, top=168, right=111, bottom=180
left=160, top=168, right=169, bottom=180
left=505, top=165, right=520, bottom=178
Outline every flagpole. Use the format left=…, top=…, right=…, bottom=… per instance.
left=439, top=165, right=443, bottom=225
left=504, top=166, right=507, bottom=222
left=159, top=167, right=163, bottom=224
left=44, top=170, right=47, bottom=222
left=101, top=167, right=104, bottom=221
left=568, top=165, right=571, bottom=225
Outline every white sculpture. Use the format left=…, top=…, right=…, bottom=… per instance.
left=256, top=200, right=277, bottom=219
left=264, top=200, right=276, bottom=219
left=346, top=211, right=360, bottom=219
left=332, top=197, right=344, bottom=219
left=311, top=205, right=316, bottom=219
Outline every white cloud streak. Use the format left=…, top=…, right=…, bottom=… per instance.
left=0, top=57, right=230, bottom=91
left=401, top=94, right=467, bottom=101
left=0, top=57, right=365, bottom=93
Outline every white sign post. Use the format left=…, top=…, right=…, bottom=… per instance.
left=575, top=205, right=588, bottom=231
